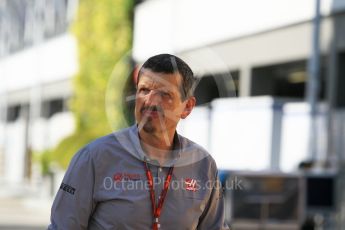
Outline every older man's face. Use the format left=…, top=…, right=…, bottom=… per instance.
left=135, top=68, right=190, bottom=136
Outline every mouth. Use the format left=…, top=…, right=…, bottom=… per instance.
left=141, top=107, right=162, bottom=118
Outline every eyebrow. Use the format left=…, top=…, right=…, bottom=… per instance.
left=137, top=82, right=149, bottom=88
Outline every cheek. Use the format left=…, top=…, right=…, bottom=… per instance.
left=135, top=95, right=144, bottom=106
left=134, top=98, right=143, bottom=115
left=167, top=104, right=185, bottom=116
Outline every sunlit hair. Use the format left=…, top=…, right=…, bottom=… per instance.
left=138, top=54, right=196, bottom=101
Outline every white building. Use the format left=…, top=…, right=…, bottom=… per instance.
left=0, top=0, right=78, bottom=185
left=133, top=1, right=345, bottom=228
left=132, top=0, right=345, bottom=172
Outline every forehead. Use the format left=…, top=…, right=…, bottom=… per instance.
left=138, top=68, right=182, bottom=89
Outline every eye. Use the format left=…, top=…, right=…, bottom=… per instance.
left=160, top=91, right=172, bottom=99
left=138, top=87, right=150, bottom=94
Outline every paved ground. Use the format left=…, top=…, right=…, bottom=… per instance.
left=0, top=183, right=52, bottom=230
left=0, top=197, right=51, bottom=230
left=0, top=225, right=46, bottom=230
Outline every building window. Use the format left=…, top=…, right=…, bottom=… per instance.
left=336, top=51, right=345, bottom=108
left=194, top=71, right=239, bottom=106
left=7, top=105, right=21, bottom=122
left=229, top=71, right=240, bottom=97
left=41, top=98, right=66, bottom=118
left=251, top=59, right=326, bottom=99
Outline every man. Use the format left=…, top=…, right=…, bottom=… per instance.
left=48, top=54, right=229, bottom=229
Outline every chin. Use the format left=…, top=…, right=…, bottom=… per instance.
left=143, top=124, right=156, bottom=133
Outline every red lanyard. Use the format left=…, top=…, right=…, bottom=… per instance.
left=144, top=162, right=174, bottom=230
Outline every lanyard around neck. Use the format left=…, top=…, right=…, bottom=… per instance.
left=143, top=161, right=174, bottom=230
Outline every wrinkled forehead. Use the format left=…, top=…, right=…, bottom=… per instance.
left=138, top=68, right=182, bottom=89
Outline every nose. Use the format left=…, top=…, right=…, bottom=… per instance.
left=145, top=90, right=162, bottom=106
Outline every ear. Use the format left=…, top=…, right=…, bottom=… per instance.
left=181, top=97, right=196, bottom=119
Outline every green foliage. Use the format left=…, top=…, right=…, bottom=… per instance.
left=33, top=150, right=52, bottom=176
left=50, top=0, right=134, bottom=168
left=51, top=132, right=96, bottom=168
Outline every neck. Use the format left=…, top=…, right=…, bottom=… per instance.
left=138, top=128, right=176, bottom=164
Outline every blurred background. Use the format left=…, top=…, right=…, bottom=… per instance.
left=0, top=0, right=345, bottom=229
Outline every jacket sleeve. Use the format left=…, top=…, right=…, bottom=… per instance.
left=48, top=146, right=96, bottom=230
left=197, top=171, right=230, bottom=230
